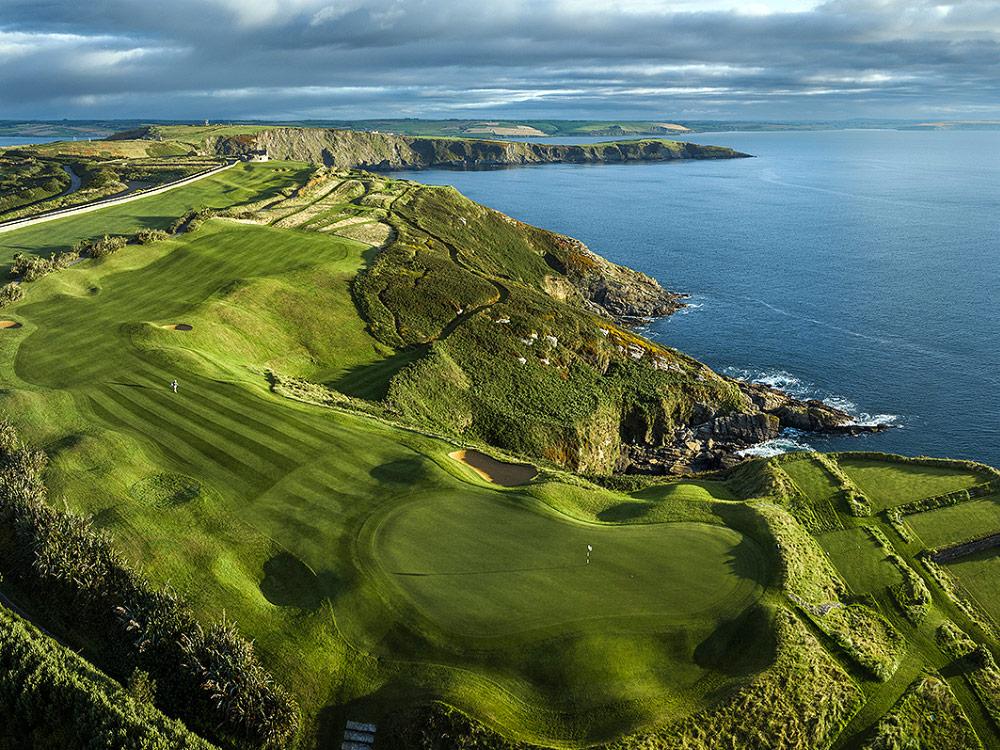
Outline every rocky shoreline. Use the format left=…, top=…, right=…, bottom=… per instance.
left=575, top=252, right=888, bottom=475
left=619, top=381, right=888, bottom=475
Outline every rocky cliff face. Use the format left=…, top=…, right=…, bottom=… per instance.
left=546, top=238, right=886, bottom=475
left=210, top=128, right=749, bottom=170
left=617, top=369, right=887, bottom=475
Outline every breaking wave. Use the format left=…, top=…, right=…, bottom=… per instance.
left=724, top=366, right=901, bottom=429
left=737, top=431, right=813, bottom=458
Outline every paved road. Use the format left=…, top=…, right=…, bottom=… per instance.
left=0, top=160, right=236, bottom=235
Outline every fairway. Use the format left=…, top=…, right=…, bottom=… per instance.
left=371, top=493, right=765, bottom=637
left=0, top=161, right=311, bottom=263
left=907, top=495, right=1000, bottom=548
left=837, top=455, right=993, bottom=510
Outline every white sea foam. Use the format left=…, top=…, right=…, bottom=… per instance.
left=724, top=366, right=901, bottom=428
left=737, top=432, right=813, bottom=458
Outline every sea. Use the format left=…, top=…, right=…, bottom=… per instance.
left=0, top=137, right=67, bottom=147
left=394, top=130, right=1000, bottom=463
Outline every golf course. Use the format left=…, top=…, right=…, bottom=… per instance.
left=1, top=136, right=1000, bottom=750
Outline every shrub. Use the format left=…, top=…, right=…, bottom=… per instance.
left=0, top=605, right=217, bottom=749
left=89, top=234, right=128, bottom=259
left=0, top=282, right=23, bottom=307
left=10, top=250, right=79, bottom=282
left=136, top=228, right=169, bottom=245
left=0, top=420, right=299, bottom=747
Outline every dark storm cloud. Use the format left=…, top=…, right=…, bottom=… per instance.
left=1, top=0, right=999, bottom=119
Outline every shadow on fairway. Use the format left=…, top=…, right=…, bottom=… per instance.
left=393, top=562, right=585, bottom=577
left=333, top=347, right=426, bottom=400
left=260, top=551, right=328, bottom=610
left=370, top=457, right=430, bottom=484
left=597, top=501, right=651, bottom=522
left=43, top=431, right=86, bottom=457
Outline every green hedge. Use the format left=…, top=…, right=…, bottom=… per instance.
left=0, top=604, right=216, bottom=749
left=0, top=421, right=298, bottom=748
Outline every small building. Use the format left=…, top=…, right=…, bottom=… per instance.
left=243, top=149, right=269, bottom=162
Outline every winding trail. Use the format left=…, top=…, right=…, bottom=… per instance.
left=0, top=160, right=236, bottom=235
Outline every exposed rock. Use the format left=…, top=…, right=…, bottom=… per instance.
left=198, top=127, right=750, bottom=171
left=546, top=236, right=685, bottom=320
left=618, top=375, right=888, bottom=476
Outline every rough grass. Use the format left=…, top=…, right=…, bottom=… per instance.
left=861, top=674, right=981, bottom=750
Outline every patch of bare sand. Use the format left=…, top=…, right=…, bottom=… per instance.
left=449, top=449, right=537, bottom=486
left=0, top=320, right=22, bottom=329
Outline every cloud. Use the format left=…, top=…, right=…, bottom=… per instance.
left=0, top=0, right=998, bottom=119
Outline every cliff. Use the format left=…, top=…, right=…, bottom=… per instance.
left=200, top=127, right=749, bottom=170
left=268, top=172, right=877, bottom=476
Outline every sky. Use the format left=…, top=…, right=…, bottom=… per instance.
left=1, top=0, right=999, bottom=121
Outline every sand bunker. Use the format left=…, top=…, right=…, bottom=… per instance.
left=0, top=320, right=22, bottom=329
left=449, top=449, right=537, bottom=486
left=163, top=323, right=193, bottom=331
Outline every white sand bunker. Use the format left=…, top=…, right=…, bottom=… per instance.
left=0, top=320, right=22, bottom=329
left=449, top=449, right=537, bottom=486
left=163, top=323, right=193, bottom=331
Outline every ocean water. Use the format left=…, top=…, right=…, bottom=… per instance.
left=394, top=130, right=1000, bottom=463
left=0, top=137, right=67, bottom=147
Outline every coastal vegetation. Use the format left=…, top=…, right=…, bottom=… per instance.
left=0, top=131, right=999, bottom=749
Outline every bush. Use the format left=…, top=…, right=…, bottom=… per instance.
left=136, top=229, right=169, bottom=245
left=10, top=250, right=79, bottom=282
left=0, top=420, right=299, bottom=747
left=89, top=234, right=128, bottom=259
left=0, top=605, right=216, bottom=749
left=0, top=282, right=23, bottom=307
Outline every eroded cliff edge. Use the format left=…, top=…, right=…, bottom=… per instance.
left=199, top=127, right=750, bottom=170
left=286, top=173, right=883, bottom=477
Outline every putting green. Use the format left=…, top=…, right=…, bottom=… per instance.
left=370, top=492, right=766, bottom=639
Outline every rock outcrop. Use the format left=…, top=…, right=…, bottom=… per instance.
left=546, top=236, right=685, bottom=320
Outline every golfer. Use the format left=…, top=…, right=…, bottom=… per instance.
left=170, top=379, right=178, bottom=394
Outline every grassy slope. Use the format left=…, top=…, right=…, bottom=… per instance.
left=0, top=172, right=779, bottom=747
left=3, top=160, right=1000, bottom=750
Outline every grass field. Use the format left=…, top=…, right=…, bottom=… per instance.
left=837, top=455, right=993, bottom=510
left=0, top=161, right=310, bottom=261
left=907, top=494, right=1000, bottom=548
left=817, top=527, right=901, bottom=595
left=0, top=166, right=782, bottom=746
left=944, top=551, right=1000, bottom=626
left=6, top=159, right=1000, bottom=750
